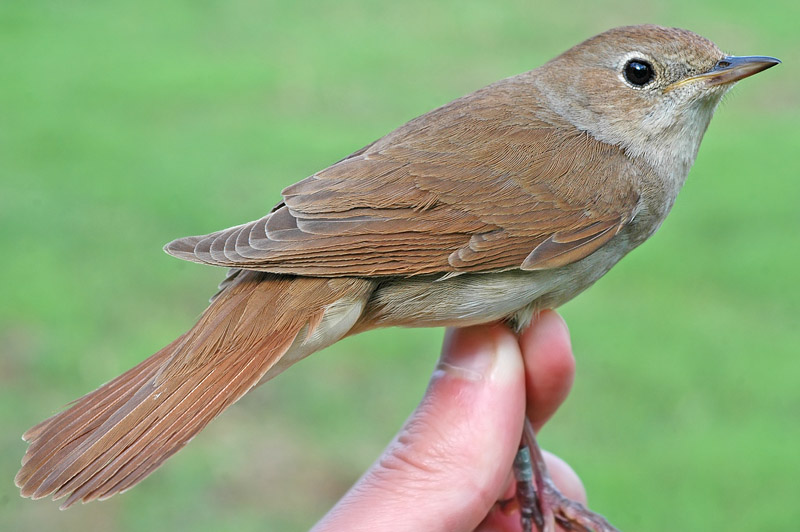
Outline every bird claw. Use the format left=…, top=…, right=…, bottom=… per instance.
left=543, top=477, right=619, bottom=532
left=513, top=418, right=620, bottom=532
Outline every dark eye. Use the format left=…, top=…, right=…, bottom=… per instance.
left=624, top=59, right=654, bottom=86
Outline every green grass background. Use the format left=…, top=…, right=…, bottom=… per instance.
left=1, top=1, right=798, bottom=530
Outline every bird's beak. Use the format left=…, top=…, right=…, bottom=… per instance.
left=666, top=55, right=781, bottom=92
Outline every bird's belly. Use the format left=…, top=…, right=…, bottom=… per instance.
left=359, top=241, right=628, bottom=331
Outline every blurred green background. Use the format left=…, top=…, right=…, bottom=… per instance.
left=2, top=1, right=798, bottom=530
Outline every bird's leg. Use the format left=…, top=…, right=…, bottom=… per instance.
left=513, top=443, right=546, bottom=532
left=514, top=417, right=621, bottom=532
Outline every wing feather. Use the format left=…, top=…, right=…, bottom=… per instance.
left=165, top=84, right=641, bottom=276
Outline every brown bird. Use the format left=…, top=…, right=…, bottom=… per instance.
left=17, top=24, right=778, bottom=531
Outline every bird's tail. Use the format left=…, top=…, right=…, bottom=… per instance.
left=16, top=271, right=373, bottom=508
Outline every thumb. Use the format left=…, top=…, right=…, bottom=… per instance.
left=313, top=324, right=527, bottom=532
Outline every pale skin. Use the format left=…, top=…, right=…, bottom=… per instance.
left=313, top=310, right=585, bottom=532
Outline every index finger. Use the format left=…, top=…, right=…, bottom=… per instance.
left=518, top=310, right=576, bottom=431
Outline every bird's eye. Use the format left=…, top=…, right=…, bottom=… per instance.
left=623, top=59, right=654, bottom=86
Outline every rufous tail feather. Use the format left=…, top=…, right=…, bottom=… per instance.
left=16, top=271, right=371, bottom=508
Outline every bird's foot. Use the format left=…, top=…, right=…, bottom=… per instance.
left=513, top=418, right=620, bottom=532
left=538, top=476, right=618, bottom=532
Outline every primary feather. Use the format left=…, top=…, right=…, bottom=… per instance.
left=165, top=85, right=640, bottom=276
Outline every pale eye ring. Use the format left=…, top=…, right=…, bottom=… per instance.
left=624, top=59, right=654, bottom=86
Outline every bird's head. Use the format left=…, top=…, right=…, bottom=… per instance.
left=533, top=25, right=779, bottom=175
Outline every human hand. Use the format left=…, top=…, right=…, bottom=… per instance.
left=312, top=310, right=585, bottom=532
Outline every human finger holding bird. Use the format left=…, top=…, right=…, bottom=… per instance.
left=313, top=313, right=584, bottom=532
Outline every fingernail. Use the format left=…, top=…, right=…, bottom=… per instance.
left=435, top=327, right=497, bottom=381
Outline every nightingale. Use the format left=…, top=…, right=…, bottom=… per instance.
left=16, top=24, right=778, bottom=531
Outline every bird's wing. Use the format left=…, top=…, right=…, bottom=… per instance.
left=166, top=88, right=641, bottom=276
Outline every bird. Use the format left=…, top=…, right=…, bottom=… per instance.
left=16, top=24, right=778, bottom=531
